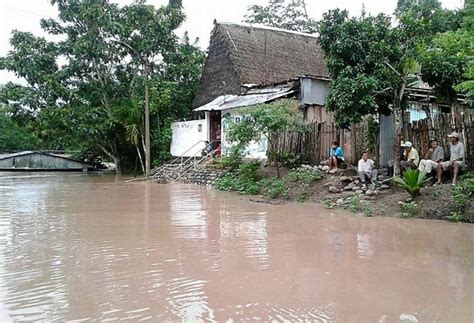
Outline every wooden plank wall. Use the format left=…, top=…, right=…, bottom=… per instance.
left=275, top=122, right=360, bottom=165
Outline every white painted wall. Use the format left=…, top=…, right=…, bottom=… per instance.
left=222, top=108, right=268, bottom=160
left=170, top=119, right=208, bottom=157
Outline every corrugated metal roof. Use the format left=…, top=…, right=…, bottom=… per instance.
left=0, top=151, right=93, bottom=166
left=0, top=151, right=36, bottom=160
left=193, top=84, right=295, bottom=112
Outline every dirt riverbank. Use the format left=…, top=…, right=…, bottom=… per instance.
left=241, top=166, right=474, bottom=223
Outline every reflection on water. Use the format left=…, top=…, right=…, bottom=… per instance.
left=0, top=172, right=473, bottom=322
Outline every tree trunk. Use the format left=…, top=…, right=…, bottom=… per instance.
left=113, top=156, right=122, bottom=175
left=393, top=107, right=403, bottom=176
left=97, top=142, right=121, bottom=175
left=144, top=65, right=151, bottom=177
left=136, top=145, right=145, bottom=175
left=276, top=156, right=281, bottom=178
left=269, top=140, right=280, bottom=178
left=393, top=82, right=406, bottom=176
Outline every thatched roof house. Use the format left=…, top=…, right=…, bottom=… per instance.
left=193, top=22, right=329, bottom=107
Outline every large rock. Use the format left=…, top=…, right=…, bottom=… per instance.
left=340, top=176, right=353, bottom=183
left=365, top=190, right=375, bottom=196
left=322, top=165, right=331, bottom=172
left=328, top=186, right=341, bottom=194
left=380, top=184, right=390, bottom=190
left=352, top=186, right=360, bottom=191
left=343, top=185, right=354, bottom=191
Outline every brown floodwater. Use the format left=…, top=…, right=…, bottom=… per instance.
left=0, top=172, right=473, bottom=322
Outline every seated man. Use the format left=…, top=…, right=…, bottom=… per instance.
left=358, top=152, right=378, bottom=186
left=436, top=132, right=465, bottom=186
left=418, top=138, right=445, bottom=174
left=400, top=141, right=419, bottom=172
left=201, top=141, right=212, bottom=157
left=326, top=141, right=344, bottom=173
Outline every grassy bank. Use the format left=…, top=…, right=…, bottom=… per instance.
left=212, top=160, right=474, bottom=223
left=214, top=161, right=325, bottom=201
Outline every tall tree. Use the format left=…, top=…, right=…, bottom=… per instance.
left=420, top=0, right=473, bottom=106
left=244, top=0, right=317, bottom=33
left=318, top=9, right=430, bottom=174
left=111, top=0, right=185, bottom=176
left=0, top=0, right=203, bottom=173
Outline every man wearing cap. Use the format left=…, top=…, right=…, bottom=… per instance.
left=400, top=141, right=419, bottom=173
left=436, top=132, right=465, bottom=186
left=418, top=138, right=445, bottom=174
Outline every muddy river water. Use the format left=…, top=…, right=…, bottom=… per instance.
left=0, top=173, right=472, bottom=322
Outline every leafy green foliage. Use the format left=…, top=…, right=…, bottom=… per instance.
left=322, top=198, right=337, bottom=209
left=226, top=100, right=306, bottom=177
left=420, top=1, right=473, bottom=106
left=400, top=202, right=422, bottom=218
left=260, top=177, right=290, bottom=199
left=244, top=0, right=317, bottom=33
left=215, top=161, right=262, bottom=195
left=363, top=206, right=374, bottom=217
left=280, top=152, right=303, bottom=169
left=0, top=107, right=41, bottom=151
left=214, top=174, right=236, bottom=191
left=364, top=117, right=378, bottom=153
left=0, top=0, right=204, bottom=173
left=287, top=167, right=324, bottom=185
left=318, top=9, right=427, bottom=127
left=394, top=170, right=429, bottom=197
left=214, top=163, right=324, bottom=200
left=448, top=176, right=473, bottom=222
left=421, top=30, right=472, bottom=103
left=235, top=161, right=262, bottom=194
left=345, top=196, right=362, bottom=213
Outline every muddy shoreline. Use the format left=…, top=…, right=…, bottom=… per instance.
left=211, top=166, right=474, bottom=223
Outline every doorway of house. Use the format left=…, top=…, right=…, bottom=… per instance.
left=209, top=111, right=222, bottom=150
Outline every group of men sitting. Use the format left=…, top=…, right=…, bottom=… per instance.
left=400, top=131, right=465, bottom=185
left=326, top=131, right=466, bottom=186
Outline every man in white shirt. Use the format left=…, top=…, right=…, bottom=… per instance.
left=436, top=132, right=465, bottom=186
left=358, top=152, right=378, bottom=185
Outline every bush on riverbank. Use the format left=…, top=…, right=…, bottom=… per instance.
left=447, top=173, right=474, bottom=222
left=214, top=162, right=325, bottom=200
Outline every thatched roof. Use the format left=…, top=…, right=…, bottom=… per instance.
left=193, top=22, right=328, bottom=107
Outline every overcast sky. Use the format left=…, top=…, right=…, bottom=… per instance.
left=0, top=0, right=464, bottom=84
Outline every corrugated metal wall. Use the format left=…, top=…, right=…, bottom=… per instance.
left=300, top=78, right=330, bottom=106
left=379, top=114, right=396, bottom=167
